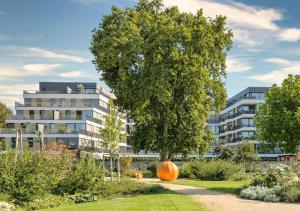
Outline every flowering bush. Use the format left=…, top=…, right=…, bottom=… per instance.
left=251, top=163, right=298, bottom=187
left=0, top=201, right=15, bottom=211
left=240, top=163, right=300, bottom=202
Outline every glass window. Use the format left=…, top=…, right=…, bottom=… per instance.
left=71, top=99, right=76, bottom=107
left=61, top=98, right=66, bottom=107
left=82, top=110, right=92, bottom=119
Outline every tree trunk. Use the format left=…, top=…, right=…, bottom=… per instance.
left=110, top=151, right=113, bottom=182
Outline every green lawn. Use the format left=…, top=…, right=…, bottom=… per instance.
left=170, top=179, right=250, bottom=194
left=42, top=189, right=207, bottom=211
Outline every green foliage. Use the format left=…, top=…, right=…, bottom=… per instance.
left=179, top=160, right=244, bottom=180
left=114, top=179, right=164, bottom=195
left=55, top=153, right=105, bottom=195
left=146, top=162, right=158, bottom=175
left=0, top=149, right=66, bottom=205
left=99, top=101, right=126, bottom=154
left=91, top=0, right=233, bottom=160
left=251, top=163, right=298, bottom=188
left=142, top=170, right=155, bottom=178
left=68, top=193, right=98, bottom=204
left=25, top=194, right=74, bottom=210
left=215, top=145, right=235, bottom=160
left=234, top=141, right=258, bottom=164
left=281, top=182, right=300, bottom=202
left=254, top=75, right=300, bottom=153
left=0, top=102, right=12, bottom=128
left=120, top=156, right=133, bottom=174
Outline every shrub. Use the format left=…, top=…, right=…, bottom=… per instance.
left=0, top=149, right=66, bottom=205
left=179, top=160, right=244, bottom=180
left=122, top=168, right=137, bottom=177
left=25, top=194, right=74, bottom=210
left=120, top=156, right=132, bottom=174
left=146, top=162, right=158, bottom=175
left=0, top=201, right=15, bottom=211
left=251, top=163, right=298, bottom=187
left=114, top=179, right=164, bottom=195
left=179, top=162, right=193, bottom=178
left=240, top=186, right=280, bottom=202
left=69, top=193, right=98, bottom=204
left=280, top=182, right=300, bottom=202
left=55, top=153, right=105, bottom=195
left=142, top=170, right=155, bottom=178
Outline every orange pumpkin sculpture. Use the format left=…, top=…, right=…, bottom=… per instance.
left=157, top=161, right=179, bottom=181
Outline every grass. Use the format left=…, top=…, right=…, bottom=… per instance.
left=41, top=189, right=207, bottom=211
left=170, top=179, right=250, bottom=194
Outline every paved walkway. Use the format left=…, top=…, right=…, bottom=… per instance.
left=144, top=179, right=300, bottom=211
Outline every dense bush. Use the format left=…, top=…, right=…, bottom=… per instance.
left=142, top=169, right=155, bottom=178
left=25, top=194, right=74, bottom=210
left=69, top=193, right=98, bottom=204
left=240, top=163, right=300, bottom=202
left=251, top=163, right=298, bottom=187
left=55, top=153, right=105, bottom=195
left=120, top=156, right=132, bottom=174
left=179, top=160, right=244, bottom=180
left=146, top=162, right=158, bottom=175
left=0, top=149, right=67, bottom=205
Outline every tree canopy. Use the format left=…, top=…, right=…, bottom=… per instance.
left=91, top=0, right=232, bottom=160
left=254, top=75, right=300, bottom=153
left=0, top=102, right=12, bottom=128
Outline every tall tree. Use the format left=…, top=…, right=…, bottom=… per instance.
left=254, top=75, right=300, bottom=153
left=99, top=101, right=126, bottom=181
left=91, top=0, right=232, bottom=160
left=0, top=102, right=12, bottom=128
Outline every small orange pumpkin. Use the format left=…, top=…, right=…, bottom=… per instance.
left=135, top=172, right=143, bottom=180
left=157, top=161, right=179, bottom=181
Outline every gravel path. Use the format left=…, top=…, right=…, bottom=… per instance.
left=158, top=182, right=300, bottom=211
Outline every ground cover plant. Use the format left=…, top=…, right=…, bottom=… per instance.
left=239, top=163, right=300, bottom=202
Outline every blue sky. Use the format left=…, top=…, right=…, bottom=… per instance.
left=1, top=0, right=300, bottom=107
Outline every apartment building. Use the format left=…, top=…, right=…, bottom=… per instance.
left=207, top=87, right=282, bottom=157
left=0, top=82, right=128, bottom=153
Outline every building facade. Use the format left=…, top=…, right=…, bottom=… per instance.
left=207, top=87, right=282, bottom=158
left=0, top=82, right=128, bottom=153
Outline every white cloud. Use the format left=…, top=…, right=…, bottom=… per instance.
left=59, top=70, right=97, bottom=79
left=164, top=0, right=282, bottom=30
left=264, top=57, right=292, bottom=66
left=226, top=57, right=252, bottom=73
left=26, top=47, right=86, bottom=63
left=0, top=84, right=39, bottom=107
left=0, top=63, right=61, bottom=78
left=277, top=28, right=300, bottom=42
left=23, top=64, right=61, bottom=73
left=248, top=63, right=300, bottom=84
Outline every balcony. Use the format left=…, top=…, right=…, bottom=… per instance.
left=219, top=110, right=255, bottom=122
left=0, top=128, right=100, bottom=137
left=219, top=124, right=255, bottom=134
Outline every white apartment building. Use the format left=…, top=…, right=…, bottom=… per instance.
left=0, top=82, right=128, bottom=153
left=207, top=87, right=282, bottom=158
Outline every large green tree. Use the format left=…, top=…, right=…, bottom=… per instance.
left=254, top=75, right=300, bottom=153
left=0, top=102, right=12, bottom=128
left=91, top=0, right=232, bottom=160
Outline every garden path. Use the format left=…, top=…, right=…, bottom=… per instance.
left=144, top=179, right=300, bottom=211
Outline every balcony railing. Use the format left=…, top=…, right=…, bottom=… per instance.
left=0, top=128, right=100, bottom=137
left=219, top=110, right=255, bottom=122
left=226, top=96, right=264, bottom=108
left=7, top=116, right=103, bottom=124
left=219, top=124, right=255, bottom=134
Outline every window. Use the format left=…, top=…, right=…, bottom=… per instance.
left=82, top=110, right=92, bottom=119
left=24, top=98, right=32, bottom=106
left=29, top=110, right=34, bottom=119
left=71, top=98, right=76, bottom=107
left=36, top=98, right=42, bottom=106
left=50, top=98, right=56, bottom=106
left=61, top=98, right=66, bottom=107
left=66, top=110, right=71, bottom=120
left=40, top=110, right=46, bottom=120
